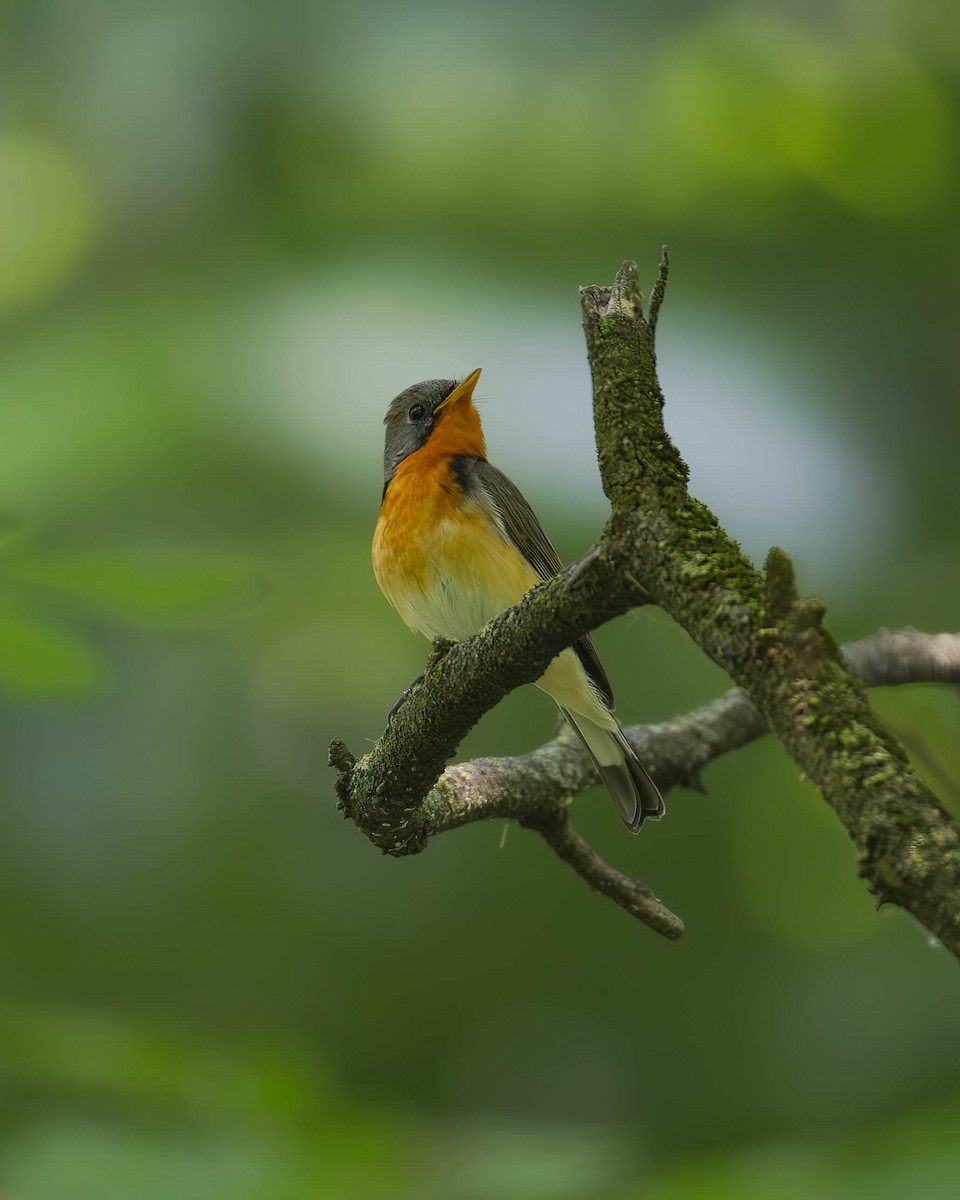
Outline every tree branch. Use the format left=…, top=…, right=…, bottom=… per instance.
left=578, top=259, right=960, bottom=956
left=842, top=628, right=960, bottom=687
left=331, top=256, right=960, bottom=958
left=535, top=819, right=683, bottom=939
left=397, top=629, right=960, bottom=841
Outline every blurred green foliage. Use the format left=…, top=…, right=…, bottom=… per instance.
left=0, top=533, right=256, bottom=695
left=0, top=1, right=959, bottom=1196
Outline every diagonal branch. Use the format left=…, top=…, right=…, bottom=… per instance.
left=535, top=819, right=683, bottom=938
left=331, top=548, right=645, bottom=856
left=580, top=259, right=960, bottom=956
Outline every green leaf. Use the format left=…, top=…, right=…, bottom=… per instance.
left=0, top=510, right=29, bottom=554
left=2, top=550, right=260, bottom=625
left=0, top=609, right=101, bottom=696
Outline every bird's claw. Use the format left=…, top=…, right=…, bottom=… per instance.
left=386, top=670, right=426, bottom=724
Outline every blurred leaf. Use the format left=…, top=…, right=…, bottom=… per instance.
left=0, top=511, right=28, bottom=551
left=435, top=1122, right=632, bottom=1200
left=791, top=46, right=950, bottom=218
left=2, top=551, right=259, bottom=625
left=0, top=131, right=98, bottom=315
left=0, top=608, right=101, bottom=696
left=0, top=1006, right=332, bottom=1126
left=0, top=1006, right=418, bottom=1200
left=616, top=1095, right=960, bottom=1200
left=0, top=1117, right=419, bottom=1200
left=1, top=1122, right=301, bottom=1200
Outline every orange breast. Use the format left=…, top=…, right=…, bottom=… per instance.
left=373, top=439, right=538, bottom=642
left=373, top=451, right=461, bottom=601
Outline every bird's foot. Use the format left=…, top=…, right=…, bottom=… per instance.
left=566, top=545, right=600, bottom=580
left=387, top=671, right=425, bottom=724
left=386, top=640, right=456, bottom=725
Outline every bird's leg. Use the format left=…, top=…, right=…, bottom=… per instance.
left=387, top=637, right=458, bottom=724
left=387, top=672, right=425, bottom=723
left=565, top=545, right=600, bottom=580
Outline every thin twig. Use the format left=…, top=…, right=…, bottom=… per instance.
left=647, top=244, right=669, bottom=336
left=534, top=819, right=684, bottom=938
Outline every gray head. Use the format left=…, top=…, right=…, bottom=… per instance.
left=380, top=369, right=482, bottom=489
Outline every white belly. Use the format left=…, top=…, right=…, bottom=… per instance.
left=384, top=513, right=538, bottom=642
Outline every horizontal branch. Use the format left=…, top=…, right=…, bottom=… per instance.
left=842, top=628, right=960, bottom=687
left=372, top=628, right=960, bottom=847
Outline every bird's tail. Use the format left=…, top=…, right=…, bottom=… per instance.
left=560, top=707, right=665, bottom=833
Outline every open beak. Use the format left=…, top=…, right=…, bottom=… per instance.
left=435, top=367, right=482, bottom=413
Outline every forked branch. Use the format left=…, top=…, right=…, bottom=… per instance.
left=330, top=256, right=960, bottom=957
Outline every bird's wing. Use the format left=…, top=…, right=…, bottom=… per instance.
left=456, top=456, right=615, bottom=710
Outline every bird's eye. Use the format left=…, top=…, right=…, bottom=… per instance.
left=408, top=404, right=426, bottom=421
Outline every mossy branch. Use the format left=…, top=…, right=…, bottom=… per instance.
left=580, top=259, right=960, bottom=954
left=331, top=255, right=960, bottom=957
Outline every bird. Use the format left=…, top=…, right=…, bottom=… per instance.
left=371, top=368, right=664, bottom=832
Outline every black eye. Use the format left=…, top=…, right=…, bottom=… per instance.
left=408, top=404, right=426, bottom=421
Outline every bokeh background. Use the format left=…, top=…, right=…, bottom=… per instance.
left=1, top=1, right=958, bottom=1196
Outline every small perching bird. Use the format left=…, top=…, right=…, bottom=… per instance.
left=372, top=368, right=664, bottom=832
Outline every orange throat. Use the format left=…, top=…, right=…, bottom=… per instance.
left=373, top=396, right=489, bottom=618
left=378, top=394, right=486, bottom=515
left=414, top=394, right=486, bottom=468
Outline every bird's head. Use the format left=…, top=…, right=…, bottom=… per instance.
left=381, top=368, right=483, bottom=487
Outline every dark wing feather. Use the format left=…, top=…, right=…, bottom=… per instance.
left=454, top=456, right=615, bottom=710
